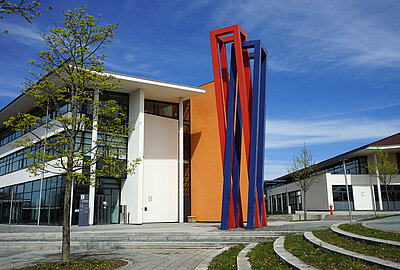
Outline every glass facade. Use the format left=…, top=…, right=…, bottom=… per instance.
left=321, top=157, right=368, bottom=175
left=0, top=133, right=68, bottom=176
left=0, top=90, right=128, bottom=226
left=374, top=185, right=400, bottom=210
left=94, top=178, right=120, bottom=224
left=0, top=103, right=71, bottom=147
left=0, top=175, right=65, bottom=225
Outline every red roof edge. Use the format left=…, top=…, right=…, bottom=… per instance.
left=369, top=132, right=400, bottom=147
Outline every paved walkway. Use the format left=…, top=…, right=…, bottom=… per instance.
left=0, top=213, right=398, bottom=269
left=0, top=248, right=222, bottom=270
left=364, top=215, right=400, bottom=233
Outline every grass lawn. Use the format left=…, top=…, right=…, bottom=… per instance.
left=339, top=223, right=400, bottom=242
left=285, top=234, right=382, bottom=269
left=17, top=259, right=127, bottom=270
left=208, top=244, right=245, bottom=270
left=314, top=230, right=400, bottom=263
left=246, top=241, right=289, bottom=269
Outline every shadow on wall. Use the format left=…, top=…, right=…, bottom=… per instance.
left=191, top=132, right=201, bottom=156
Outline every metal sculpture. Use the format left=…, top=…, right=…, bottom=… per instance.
left=209, top=25, right=268, bottom=230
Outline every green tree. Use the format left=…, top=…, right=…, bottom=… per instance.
left=0, top=0, right=52, bottom=34
left=366, top=148, right=398, bottom=210
left=4, top=7, right=140, bottom=263
left=287, top=143, right=321, bottom=220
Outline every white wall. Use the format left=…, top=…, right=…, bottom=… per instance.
left=121, top=89, right=145, bottom=224
left=327, top=174, right=374, bottom=210
left=267, top=174, right=329, bottom=211
left=142, top=114, right=178, bottom=223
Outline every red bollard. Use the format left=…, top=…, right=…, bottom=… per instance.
left=329, top=204, right=333, bottom=215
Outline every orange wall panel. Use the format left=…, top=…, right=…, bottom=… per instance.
left=191, top=81, right=249, bottom=222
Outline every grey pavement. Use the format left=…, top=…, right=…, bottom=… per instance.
left=0, top=212, right=398, bottom=270
left=0, top=248, right=223, bottom=270
left=364, top=214, right=400, bottom=233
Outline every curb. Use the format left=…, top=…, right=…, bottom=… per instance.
left=331, top=223, right=400, bottom=247
left=116, top=259, right=134, bottom=270
left=237, top=242, right=257, bottom=270
left=304, top=231, right=400, bottom=269
left=363, top=218, right=400, bottom=233
left=273, top=236, right=317, bottom=270
left=195, top=247, right=228, bottom=270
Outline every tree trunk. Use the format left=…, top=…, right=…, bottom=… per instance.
left=61, top=175, right=73, bottom=263
left=385, top=184, right=391, bottom=211
left=303, top=191, right=307, bottom=220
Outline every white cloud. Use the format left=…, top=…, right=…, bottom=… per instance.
left=264, top=160, right=290, bottom=180
left=266, top=118, right=400, bottom=149
left=213, top=0, right=400, bottom=72
left=0, top=89, right=20, bottom=98
left=2, top=22, right=42, bottom=45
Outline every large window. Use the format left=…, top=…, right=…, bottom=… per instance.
left=374, top=185, right=400, bottom=210
left=144, top=99, right=178, bottom=119
left=289, top=191, right=302, bottom=211
left=0, top=132, right=67, bottom=176
left=321, top=157, right=367, bottom=175
left=0, top=103, right=71, bottom=147
left=332, top=185, right=353, bottom=201
left=0, top=175, right=65, bottom=225
left=332, top=185, right=354, bottom=210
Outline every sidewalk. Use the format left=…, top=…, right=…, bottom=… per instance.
left=0, top=212, right=398, bottom=270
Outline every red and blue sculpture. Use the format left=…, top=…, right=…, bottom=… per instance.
left=209, top=25, right=268, bottom=230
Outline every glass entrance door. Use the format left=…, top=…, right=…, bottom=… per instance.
left=95, top=195, right=111, bottom=224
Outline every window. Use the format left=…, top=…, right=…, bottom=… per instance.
left=144, top=99, right=178, bottom=119
left=332, top=185, right=353, bottom=202
left=320, top=157, right=368, bottom=175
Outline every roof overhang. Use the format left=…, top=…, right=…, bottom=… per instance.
left=0, top=71, right=205, bottom=129
left=106, top=71, right=205, bottom=103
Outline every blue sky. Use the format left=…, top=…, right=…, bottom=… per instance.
left=1, top=0, right=399, bottom=179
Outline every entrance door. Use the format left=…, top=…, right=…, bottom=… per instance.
left=95, top=195, right=111, bottom=224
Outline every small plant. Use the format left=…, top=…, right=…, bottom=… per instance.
left=285, top=234, right=380, bottom=269
left=208, top=244, right=245, bottom=270
left=16, top=259, right=127, bottom=270
left=339, top=223, right=400, bottom=242
left=314, top=229, right=400, bottom=263
left=247, top=241, right=289, bottom=269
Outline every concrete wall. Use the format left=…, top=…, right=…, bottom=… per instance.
left=121, top=89, right=145, bottom=224
left=142, top=114, right=178, bottom=222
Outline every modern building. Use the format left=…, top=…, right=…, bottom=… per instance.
left=0, top=72, right=205, bottom=225
left=265, top=133, right=400, bottom=213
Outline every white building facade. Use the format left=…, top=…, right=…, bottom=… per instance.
left=265, top=134, right=400, bottom=213
left=0, top=72, right=204, bottom=225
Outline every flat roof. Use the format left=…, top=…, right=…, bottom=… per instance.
left=273, top=133, right=400, bottom=181
left=0, top=71, right=205, bottom=129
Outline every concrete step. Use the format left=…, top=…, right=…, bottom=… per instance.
left=0, top=240, right=277, bottom=250
left=0, top=231, right=288, bottom=242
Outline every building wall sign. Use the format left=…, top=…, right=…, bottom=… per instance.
left=78, top=194, right=89, bottom=227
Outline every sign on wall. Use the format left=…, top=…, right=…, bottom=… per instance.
left=78, top=194, right=89, bottom=227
